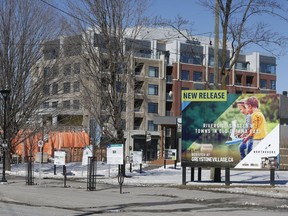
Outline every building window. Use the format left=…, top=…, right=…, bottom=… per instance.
left=52, top=101, right=58, bottom=108
left=235, top=74, right=242, bottom=85
left=260, top=79, right=267, bottom=88
left=208, top=56, right=214, bottom=66
left=63, top=100, right=70, bottom=109
left=148, top=102, right=158, bottom=113
left=73, top=100, right=80, bottom=110
left=180, top=53, right=202, bottom=65
left=120, top=100, right=126, bottom=112
left=181, top=70, right=189, bottom=80
left=209, top=73, right=214, bottom=83
left=52, top=65, right=58, bottom=76
left=225, top=75, right=229, bottom=85
left=43, top=67, right=51, bottom=78
left=193, top=71, right=202, bottom=82
left=148, top=66, right=159, bottom=77
left=235, top=62, right=248, bottom=70
left=260, top=63, right=276, bottom=74
left=148, top=84, right=158, bottom=95
left=135, top=63, right=143, bottom=75
left=63, top=82, right=71, bottom=93
left=246, top=76, right=253, bottom=86
left=117, top=81, right=126, bottom=93
left=43, top=85, right=50, bottom=95
left=148, top=120, right=158, bottom=131
left=120, top=119, right=126, bottom=130
left=73, top=81, right=80, bottom=92
left=42, top=102, right=49, bottom=109
left=64, top=64, right=71, bottom=76
left=270, top=80, right=276, bottom=90
left=74, top=63, right=80, bottom=74
left=52, top=83, right=58, bottom=95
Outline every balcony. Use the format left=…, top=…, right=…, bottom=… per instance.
left=165, top=111, right=174, bottom=116
left=134, top=108, right=144, bottom=118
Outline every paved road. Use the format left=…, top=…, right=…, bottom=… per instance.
left=0, top=176, right=287, bottom=216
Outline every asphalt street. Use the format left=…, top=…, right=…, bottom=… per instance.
left=0, top=175, right=287, bottom=216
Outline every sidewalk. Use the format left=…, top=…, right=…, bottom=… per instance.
left=2, top=162, right=288, bottom=199
left=0, top=174, right=288, bottom=216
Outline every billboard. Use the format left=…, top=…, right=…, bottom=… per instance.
left=181, top=90, right=280, bottom=169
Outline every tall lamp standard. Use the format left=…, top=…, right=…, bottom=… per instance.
left=0, top=87, right=11, bottom=183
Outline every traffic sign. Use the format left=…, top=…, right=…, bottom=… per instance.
left=38, top=140, right=44, bottom=147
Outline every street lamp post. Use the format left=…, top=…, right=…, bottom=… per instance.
left=0, top=87, right=11, bottom=183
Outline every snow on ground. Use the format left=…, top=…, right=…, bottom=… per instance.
left=6, top=161, right=288, bottom=198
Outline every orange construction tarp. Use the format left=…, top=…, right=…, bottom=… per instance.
left=14, top=131, right=90, bottom=158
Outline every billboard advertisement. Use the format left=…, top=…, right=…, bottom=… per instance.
left=181, top=90, right=280, bottom=169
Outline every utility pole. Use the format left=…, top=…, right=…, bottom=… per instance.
left=213, top=0, right=219, bottom=90
left=213, top=0, right=222, bottom=182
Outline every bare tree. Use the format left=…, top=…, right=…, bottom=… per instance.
left=66, top=0, right=149, bottom=152
left=154, top=0, right=288, bottom=90
left=0, top=0, right=63, bottom=169
left=201, top=0, right=288, bottom=89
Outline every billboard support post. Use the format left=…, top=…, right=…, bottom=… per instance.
left=225, top=168, right=230, bottom=186
left=63, top=165, right=67, bottom=188
left=270, top=168, right=275, bottom=186
left=198, top=167, right=202, bottom=181
left=214, top=168, right=221, bottom=182
left=190, top=167, right=194, bottom=181
left=182, top=166, right=186, bottom=185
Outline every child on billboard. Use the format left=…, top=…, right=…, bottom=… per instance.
left=243, top=96, right=268, bottom=148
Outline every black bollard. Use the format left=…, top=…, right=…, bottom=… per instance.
left=182, top=166, right=186, bottom=185
left=63, top=165, right=67, bottom=188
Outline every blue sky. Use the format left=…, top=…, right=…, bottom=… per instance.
left=148, top=0, right=287, bottom=94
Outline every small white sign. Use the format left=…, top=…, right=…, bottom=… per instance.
left=54, top=151, right=66, bottom=166
left=130, top=151, right=143, bottom=164
left=165, top=149, right=177, bottom=160
left=82, top=145, right=93, bottom=166
left=107, top=144, right=123, bottom=165
left=38, top=140, right=44, bottom=147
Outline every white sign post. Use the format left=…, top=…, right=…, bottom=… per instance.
left=81, top=145, right=93, bottom=176
left=107, top=144, right=124, bottom=178
left=82, top=145, right=93, bottom=166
